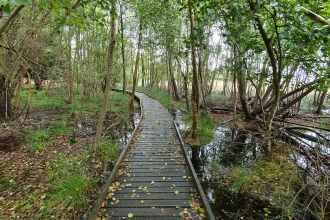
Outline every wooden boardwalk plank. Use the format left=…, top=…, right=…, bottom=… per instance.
left=100, top=92, right=213, bottom=219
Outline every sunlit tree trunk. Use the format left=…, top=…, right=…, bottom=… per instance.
left=93, top=1, right=117, bottom=153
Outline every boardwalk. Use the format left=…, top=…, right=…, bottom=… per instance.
left=101, top=92, right=213, bottom=219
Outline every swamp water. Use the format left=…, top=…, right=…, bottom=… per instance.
left=173, top=109, right=330, bottom=219
left=172, top=110, right=292, bottom=219
left=75, top=100, right=141, bottom=148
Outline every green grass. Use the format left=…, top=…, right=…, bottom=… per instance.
left=221, top=153, right=303, bottom=218
left=136, top=87, right=172, bottom=110
left=183, top=110, right=215, bottom=144
left=50, top=120, right=71, bottom=135
left=100, top=140, right=119, bottom=162
left=110, top=91, right=130, bottom=113
left=47, top=172, right=92, bottom=212
left=45, top=155, right=94, bottom=214
left=205, top=91, right=232, bottom=106
left=20, top=90, right=67, bottom=108
left=230, top=168, right=253, bottom=193
left=210, top=160, right=221, bottom=172
left=19, top=89, right=131, bottom=116
left=0, top=169, right=19, bottom=193
left=26, top=129, right=50, bottom=151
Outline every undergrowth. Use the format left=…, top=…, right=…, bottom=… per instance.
left=44, top=155, right=94, bottom=216
left=183, top=110, right=215, bottom=144
left=99, top=140, right=119, bottom=162
left=219, top=152, right=303, bottom=219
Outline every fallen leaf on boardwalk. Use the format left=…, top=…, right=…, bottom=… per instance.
left=140, top=200, right=145, bottom=204
left=174, top=190, right=179, bottom=195
left=128, top=213, right=134, bottom=218
left=114, top=200, right=120, bottom=204
left=151, top=181, right=154, bottom=185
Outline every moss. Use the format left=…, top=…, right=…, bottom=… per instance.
left=220, top=151, right=303, bottom=218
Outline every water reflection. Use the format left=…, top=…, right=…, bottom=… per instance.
left=174, top=112, right=262, bottom=219
left=75, top=100, right=140, bottom=149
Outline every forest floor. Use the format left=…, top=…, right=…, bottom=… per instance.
left=0, top=102, right=134, bottom=219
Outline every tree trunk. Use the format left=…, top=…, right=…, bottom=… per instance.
left=120, top=2, right=127, bottom=94
left=198, top=54, right=207, bottom=109
left=93, top=1, right=117, bottom=153
left=249, top=1, right=282, bottom=157
left=129, top=20, right=143, bottom=111
left=141, top=53, right=145, bottom=87
left=167, top=49, right=179, bottom=101
left=66, top=24, right=73, bottom=104
left=0, top=75, right=13, bottom=119
left=315, top=89, right=327, bottom=115
left=188, top=2, right=199, bottom=141
left=235, top=46, right=254, bottom=120
left=0, top=5, right=25, bottom=35
left=276, top=86, right=316, bottom=115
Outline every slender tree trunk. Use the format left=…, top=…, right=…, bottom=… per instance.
left=236, top=51, right=254, bottom=120
left=198, top=54, right=207, bottom=109
left=66, top=24, right=73, bottom=104
left=315, top=89, right=328, bottom=114
left=276, top=87, right=316, bottom=115
left=129, top=20, right=142, bottom=110
left=188, top=2, right=199, bottom=141
left=249, top=0, right=282, bottom=156
left=0, top=76, right=12, bottom=119
left=94, top=1, right=117, bottom=153
left=141, top=53, right=145, bottom=87
left=0, top=5, right=25, bottom=35
left=233, top=63, right=237, bottom=123
left=168, top=49, right=179, bottom=101
left=120, top=2, right=127, bottom=94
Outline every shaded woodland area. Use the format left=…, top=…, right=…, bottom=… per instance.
left=1, top=0, right=330, bottom=219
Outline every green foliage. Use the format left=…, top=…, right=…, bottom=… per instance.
left=20, top=90, right=66, bottom=108
left=210, top=160, right=221, bottom=172
left=99, top=140, right=119, bottom=162
left=49, top=120, right=71, bottom=135
left=137, top=87, right=172, bottom=110
left=0, top=0, right=31, bottom=14
left=45, top=155, right=94, bottom=214
left=110, top=91, right=130, bottom=113
left=197, top=112, right=215, bottom=143
left=26, top=129, right=50, bottom=151
left=0, top=169, right=19, bottom=193
left=230, top=168, right=252, bottom=193
left=205, top=91, right=232, bottom=106
left=223, top=152, right=302, bottom=217
left=183, top=110, right=215, bottom=144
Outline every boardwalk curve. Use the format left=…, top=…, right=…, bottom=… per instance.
left=91, top=92, right=214, bottom=219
